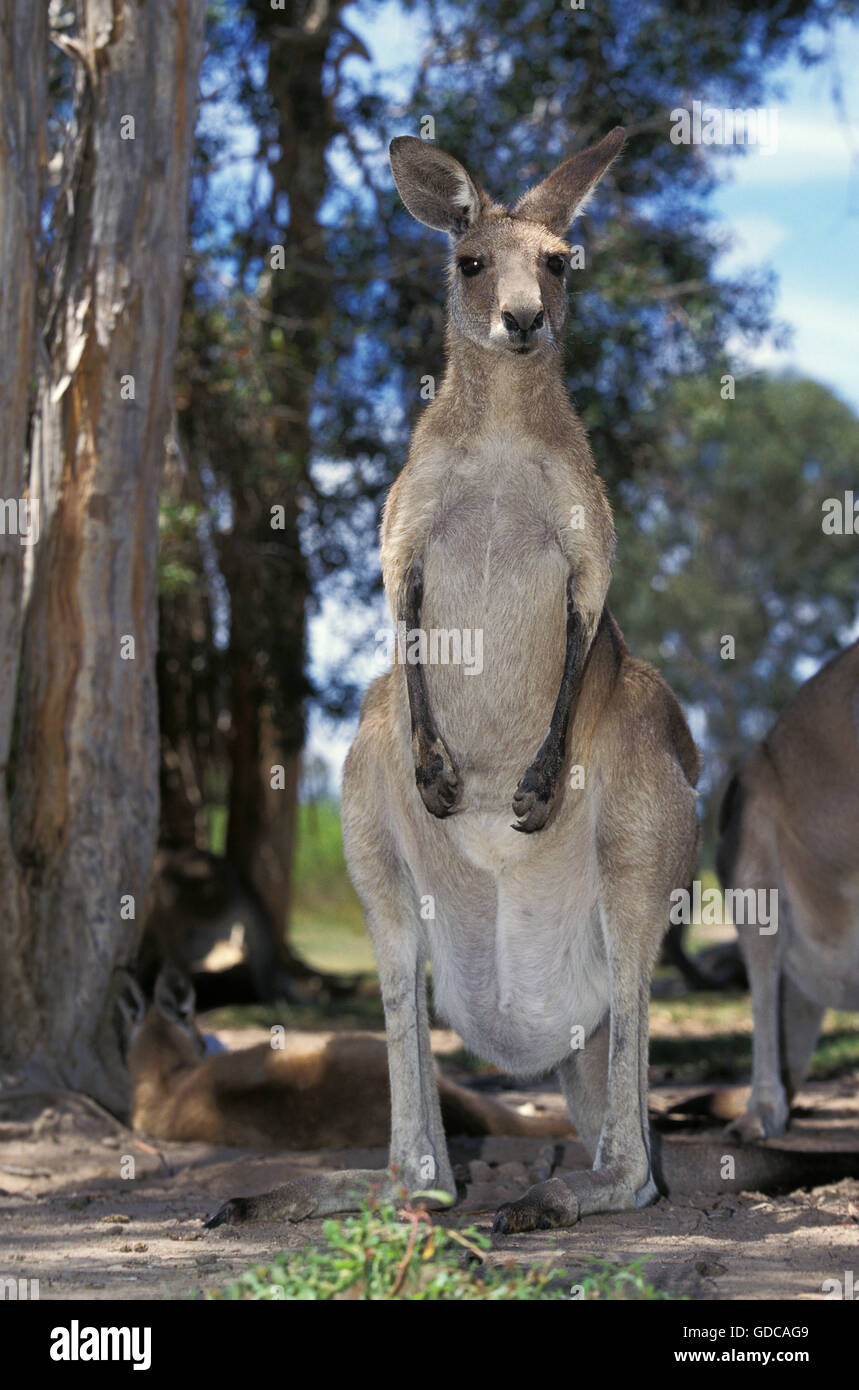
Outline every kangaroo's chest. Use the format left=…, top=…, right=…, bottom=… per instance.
left=420, top=441, right=569, bottom=773
left=426, top=440, right=567, bottom=597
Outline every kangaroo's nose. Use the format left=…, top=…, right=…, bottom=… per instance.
left=501, top=308, right=544, bottom=336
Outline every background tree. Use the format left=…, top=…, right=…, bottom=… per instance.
left=611, top=370, right=859, bottom=847
left=159, top=0, right=371, bottom=975
left=0, top=0, right=206, bottom=1111
left=0, top=0, right=47, bottom=1062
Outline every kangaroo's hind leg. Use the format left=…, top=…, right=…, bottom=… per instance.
left=782, top=973, right=825, bottom=1105
left=492, top=925, right=658, bottom=1234
left=493, top=738, right=696, bottom=1234
left=725, top=944, right=823, bottom=1144
left=206, top=876, right=453, bottom=1226
left=207, top=713, right=455, bottom=1226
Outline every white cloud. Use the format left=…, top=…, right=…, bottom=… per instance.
left=728, top=287, right=859, bottom=410
left=718, top=214, right=789, bottom=270
left=708, top=110, right=858, bottom=184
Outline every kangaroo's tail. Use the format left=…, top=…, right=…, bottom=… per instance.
left=438, top=1076, right=574, bottom=1138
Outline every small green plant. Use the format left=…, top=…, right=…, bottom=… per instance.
left=201, top=1193, right=677, bottom=1301
left=203, top=1197, right=564, bottom=1301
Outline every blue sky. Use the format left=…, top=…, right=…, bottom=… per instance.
left=709, top=21, right=859, bottom=411
left=342, top=3, right=859, bottom=406
left=305, top=7, right=859, bottom=783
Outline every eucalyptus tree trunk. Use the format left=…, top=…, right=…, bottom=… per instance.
left=0, top=0, right=46, bottom=1057
left=0, top=0, right=206, bottom=1112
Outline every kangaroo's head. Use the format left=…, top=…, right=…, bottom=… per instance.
left=115, top=966, right=207, bottom=1085
left=389, top=127, right=625, bottom=360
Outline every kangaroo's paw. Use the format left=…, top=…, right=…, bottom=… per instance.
left=414, top=735, right=461, bottom=818
left=511, top=745, right=561, bottom=833
left=493, top=1176, right=579, bottom=1233
left=492, top=1165, right=656, bottom=1235
left=724, top=1093, right=789, bottom=1144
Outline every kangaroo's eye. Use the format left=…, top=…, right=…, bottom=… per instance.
left=546, top=254, right=566, bottom=277
left=458, top=257, right=484, bottom=278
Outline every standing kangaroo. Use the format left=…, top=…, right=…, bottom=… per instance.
left=208, top=129, right=699, bottom=1232
left=717, top=640, right=859, bottom=1142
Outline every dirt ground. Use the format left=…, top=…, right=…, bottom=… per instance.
left=1, top=1026, right=857, bottom=1302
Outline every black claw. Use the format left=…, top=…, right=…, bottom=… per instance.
left=205, top=1196, right=247, bottom=1228
left=492, top=1211, right=511, bottom=1237
left=511, top=813, right=547, bottom=834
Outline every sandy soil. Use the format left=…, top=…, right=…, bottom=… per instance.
left=1, top=1050, right=857, bottom=1301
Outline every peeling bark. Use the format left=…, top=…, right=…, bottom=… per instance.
left=0, top=0, right=206, bottom=1112
left=0, top=0, right=46, bottom=1042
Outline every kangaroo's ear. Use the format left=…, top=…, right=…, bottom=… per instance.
left=154, top=965, right=196, bottom=1027
left=114, top=970, right=146, bottom=1043
left=390, top=136, right=490, bottom=235
left=513, top=127, right=626, bottom=237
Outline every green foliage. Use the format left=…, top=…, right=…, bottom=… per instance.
left=610, top=371, right=859, bottom=833
left=200, top=1196, right=678, bottom=1300
left=290, top=798, right=370, bottom=967
left=158, top=500, right=204, bottom=596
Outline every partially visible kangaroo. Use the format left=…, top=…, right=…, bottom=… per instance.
left=208, top=128, right=699, bottom=1232
left=717, top=640, right=859, bottom=1142
left=140, top=846, right=286, bottom=1005
left=118, top=969, right=572, bottom=1149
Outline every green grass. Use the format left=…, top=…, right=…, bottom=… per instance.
left=650, top=994, right=859, bottom=1082
left=199, top=1195, right=679, bottom=1301
left=291, top=800, right=374, bottom=973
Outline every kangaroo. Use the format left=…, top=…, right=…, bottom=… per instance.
left=118, top=969, right=572, bottom=1148
left=140, top=846, right=286, bottom=1005
left=717, top=640, right=859, bottom=1142
left=207, top=128, right=700, bottom=1232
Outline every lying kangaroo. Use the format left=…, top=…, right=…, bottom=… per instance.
left=119, top=969, right=572, bottom=1148
left=717, top=640, right=859, bottom=1142
left=208, top=129, right=699, bottom=1231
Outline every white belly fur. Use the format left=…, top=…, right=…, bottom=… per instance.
left=418, top=812, right=608, bottom=1077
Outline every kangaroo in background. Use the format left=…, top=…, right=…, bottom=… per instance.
left=118, top=969, right=572, bottom=1149
left=207, top=128, right=699, bottom=1232
left=717, top=640, right=859, bottom=1142
left=140, top=846, right=287, bottom=1005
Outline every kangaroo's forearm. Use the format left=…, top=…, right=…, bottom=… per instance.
left=400, top=560, right=436, bottom=747
left=547, top=575, right=587, bottom=752
left=545, top=571, right=608, bottom=762
left=511, top=578, right=599, bottom=832
left=398, top=559, right=460, bottom=817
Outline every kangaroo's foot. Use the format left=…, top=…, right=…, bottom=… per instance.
left=511, top=738, right=563, bottom=833
left=414, top=733, right=460, bottom=818
left=724, top=1088, right=789, bottom=1143
left=491, top=1165, right=658, bottom=1234
left=205, top=1167, right=456, bottom=1228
